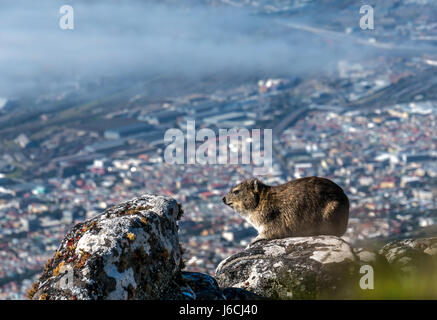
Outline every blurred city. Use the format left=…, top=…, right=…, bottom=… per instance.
left=0, top=0, right=437, bottom=298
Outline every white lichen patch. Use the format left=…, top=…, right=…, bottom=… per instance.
left=76, top=216, right=135, bottom=254
left=58, top=266, right=74, bottom=290
left=233, top=262, right=275, bottom=291
left=263, top=244, right=286, bottom=257
left=127, top=194, right=180, bottom=221
left=265, top=236, right=357, bottom=264
left=104, top=264, right=137, bottom=300
left=269, top=236, right=348, bottom=249
left=309, top=238, right=356, bottom=264
left=76, top=231, right=111, bottom=255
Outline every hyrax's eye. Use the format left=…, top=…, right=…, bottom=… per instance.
left=233, top=190, right=239, bottom=195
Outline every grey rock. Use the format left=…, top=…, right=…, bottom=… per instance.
left=179, top=271, right=262, bottom=300
left=30, top=194, right=184, bottom=300
left=181, top=272, right=226, bottom=300
left=160, top=277, right=197, bottom=300
left=379, top=237, right=437, bottom=275
left=353, top=247, right=389, bottom=269
left=215, top=236, right=361, bottom=299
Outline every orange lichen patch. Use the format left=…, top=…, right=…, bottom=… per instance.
left=26, top=281, right=40, bottom=300
left=80, top=226, right=90, bottom=234
left=80, top=221, right=97, bottom=234
left=124, top=209, right=140, bottom=216
left=40, top=293, right=48, bottom=300
left=43, top=258, right=54, bottom=273
left=140, top=217, right=148, bottom=225
left=75, top=252, right=91, bottom=269
left=53, top=261, right=66, bottom=277
left=123, top=205, right=152, bottom=216
left=126, top=233, right=136, bottom=242
left=54, top=250, right=62, bottom=260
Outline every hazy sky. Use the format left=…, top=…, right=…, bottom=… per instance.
left=0, top=0, right=381, bottom=98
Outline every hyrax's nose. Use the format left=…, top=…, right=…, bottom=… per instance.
left=222, top=196, right=227, bottom=204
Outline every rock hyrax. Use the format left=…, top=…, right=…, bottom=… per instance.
left=222, top=176, right=349, bottom=242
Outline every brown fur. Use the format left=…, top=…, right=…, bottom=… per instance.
left=222, top=176, right=349, bottom=242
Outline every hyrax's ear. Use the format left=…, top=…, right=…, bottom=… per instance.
left=251, top=178, right=261, bottom=193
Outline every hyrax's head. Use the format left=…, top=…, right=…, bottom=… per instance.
left=222, top=178, right=264, bottom=216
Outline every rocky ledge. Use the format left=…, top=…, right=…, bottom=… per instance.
left=215, top=236, right=360, bottom=299
left=28, top=194, right=437, bottom=300
left=216, top=235, right=437, bottom=299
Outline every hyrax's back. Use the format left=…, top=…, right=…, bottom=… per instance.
left=266, top=176, right=349, bottom=238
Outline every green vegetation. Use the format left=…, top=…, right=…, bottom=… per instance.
left=358, top=266, right=437, bottom=300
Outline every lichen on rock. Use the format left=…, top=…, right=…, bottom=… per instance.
left=30, top=194, right=184, bottom=300
left=379, top=237, right=437, bottom=275
left=215, top=236, right=361, bottom=299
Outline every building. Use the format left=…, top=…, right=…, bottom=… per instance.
left=104, top=123, right=152, bottom=139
